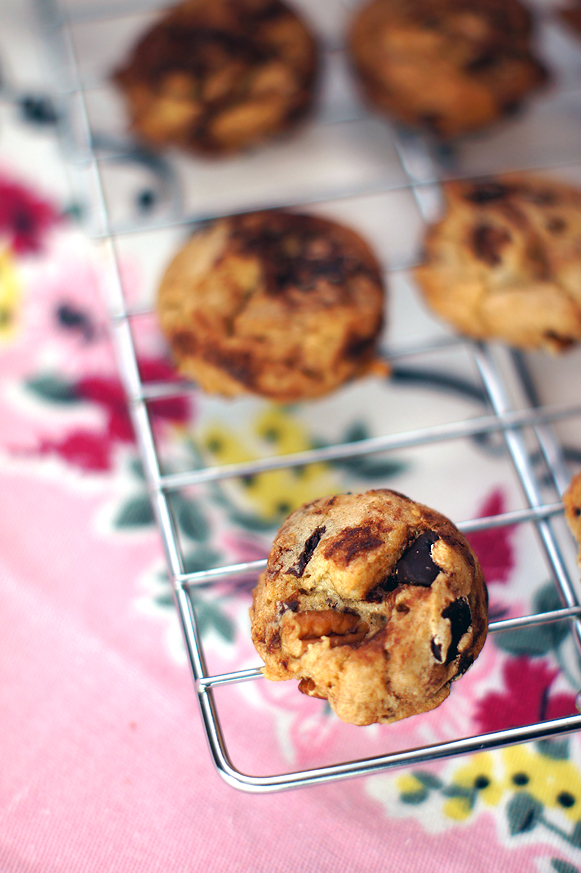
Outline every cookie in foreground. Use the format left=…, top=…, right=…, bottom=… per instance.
left=250, top=489, right=488, bottom=726
left=113, top=0, right=318, bottom=156
left=414, top=174, right=581, bottom=352
left=157, top=210, right=388, bottom=402
left=563, top=470, right=581, bottom=568
left=347, top=0, right=548, bottom=140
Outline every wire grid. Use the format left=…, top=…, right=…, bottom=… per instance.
left=37, top=0, right=581, bottom=792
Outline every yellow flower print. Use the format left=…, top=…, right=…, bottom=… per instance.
left=0, top=246, right=21, bottom=343
left=200, top=407, right=339, bottom=524
left=443, top=795, right=473, bottom=821
left=396, top=773, right=426, bottom=798
left=501, top=745, right=581, bottom=821
left=448, top=752, right=504, bottom=809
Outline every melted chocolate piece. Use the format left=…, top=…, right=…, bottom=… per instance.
left=546, top=216, right=566, bottom=234
left=430, top=639, right=443, bottom=662
left=442, top=597, right=472, bottom=663
left=323, top=525, right=384, bottom=566
left=288, top=526, right=326, bottom=577
left=472, top=224, right=512, bottom=266
left=394, top=531, right=440, bottom=587
left=465, top=182, right=509, bottom=204
left=465, top=52, right=498, bottom=73
left=366, top=574, right=399, bottom=603
left=231, top=214, right=373, bottom=298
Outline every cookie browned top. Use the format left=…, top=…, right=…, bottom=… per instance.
left=564, top=471, right=581, bottom=567
left=560, top=2, right=581, bottom=38
left=250, top=489, right=488, bottom=725
left=114, top=0, right=318, bottom=155
left=348, top=0, right=548, bottom=139
left=157, top=210, right=387, bottom=401
left=414, top=174, right=581, bottom=352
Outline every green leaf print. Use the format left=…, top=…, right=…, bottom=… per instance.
left=191, top=595, right=235, bottom=643
left=400, top=787, right=429, bottom=805
left=494, top=581, right=570, bottom=656
left=26, top=375, right=78, bottom=403
left=536, top=738, right=570, bottom=760
left=506, top=792, right=543, bottom=835
left=115, top=495, right=155, bottom=528
left=551, top=859, right=581, bottom=873
left=169, top=494, right=210, bottom=541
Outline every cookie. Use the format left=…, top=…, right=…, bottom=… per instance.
left=347, top=0, right=548, bottom=139
left=563, top=471, right=581, bottom=567
left=157, top=210, right=388, bottom=401
left=113, top=0, right=318, bottom=156
left=250, top=489, right=488, bottom=725
left=414, top=175, right=581, bottom=352
left=559, top=2, right=581, bottom=38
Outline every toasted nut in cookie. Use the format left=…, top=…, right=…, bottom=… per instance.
left=414, top=174, right=581, bottom=352
left=564, top=470, right=581, bottom=567
left=113, top=0, right=318, bottom=156
left=348, top=0, right=548, bottom=140
left=250, top=489, right=488, bottom=725
left=157, top=210, right=388, bottom=401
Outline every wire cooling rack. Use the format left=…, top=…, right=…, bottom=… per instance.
left=35, top=0, right=581, bottom=791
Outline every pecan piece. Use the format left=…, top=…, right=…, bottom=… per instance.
left=294, top=609, right=369, bottom=647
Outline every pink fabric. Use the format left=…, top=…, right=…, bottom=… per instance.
left=2, top=19, right=581, bottom=871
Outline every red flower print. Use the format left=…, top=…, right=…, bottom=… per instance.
left=466, top=490, right=516, bottom=585
left=0, top=176, right=61, bottom=253
left=75, top=357, right=190, bottom=447
left=475, top=657, right=577, bottom=733
left=38, top=429, right=112, bottom=472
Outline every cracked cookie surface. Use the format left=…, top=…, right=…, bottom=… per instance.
left=250, top=489, right=488, bottom=725
left=414, top=175, right=581, bottom=352
left=157, top=210, right=387, bottom=401
left=348, top=0, right=547, bottom=140
left=113, top=0, right=318, bottom=155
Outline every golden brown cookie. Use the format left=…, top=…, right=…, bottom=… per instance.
left=250, top=489, right=488, bottom=725
left=414, top=175, right=581, bottom=352
left=157, top=210, right=387, bottom=401
left=113, top=0, right=318, bottom=155
left=347, top=0, right=548, bottom=139
left=563, top=471, right=581, bottom=567
left=559, top=2, right=581, bottom=38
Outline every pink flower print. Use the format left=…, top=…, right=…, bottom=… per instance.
left=37, top=429, right=112, bottom=472
left=0, top=176, right=61, bottom=254
left=465, top=489, right=515, bottom=586
left=474, top=657, right=577, bottom=734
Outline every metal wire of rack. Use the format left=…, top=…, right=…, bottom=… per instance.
left=35, top=0, right=581, bottom=792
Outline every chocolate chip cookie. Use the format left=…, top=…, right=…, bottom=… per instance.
left=564, top=471, right=581, bottom=567
left=250, top=489, right=488, bottom=725
left=157, top=210, right=387, bottom=401
left=559, top=2, right=581, bottom=39
left=414, top=175, right=581, bottom=352
left=347, top=0, right=548, bottom=139
left=113, top=0, right=318, bottom=155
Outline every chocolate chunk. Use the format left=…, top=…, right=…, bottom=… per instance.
left=420, top=113, right=444, bottom=135
left=472, top=224, right=512, bottom=266
left=366, top=574, right=399, bottom=603
left=442, top=597, right=472, bottom=663
left=465, top=52, right=498, bottom=73
left=546, top=216, right=566, bottom=234
left=465, top=183, right=509, bottom=204
left=288, top=526, right=326, bottom=577
left=430, top=639, right=443, bottom=662
left=394, top=531, right=440, bottom=587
